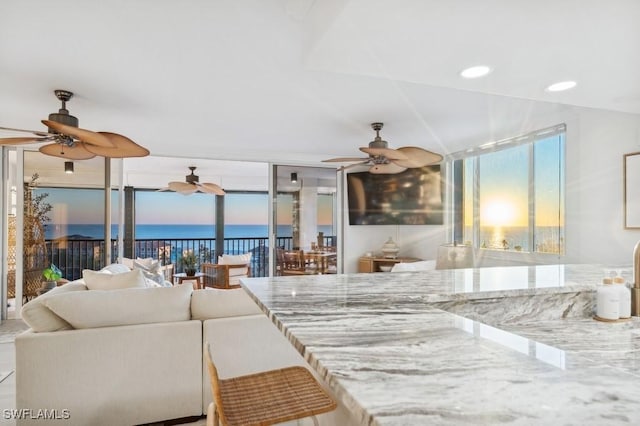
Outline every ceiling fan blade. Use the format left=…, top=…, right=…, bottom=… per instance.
left=369, top=163, right=407, bottom=174
left=360, top=147, right=409, bottom=160
left=0, top=125, right=52, bottom=137
left=38, top=142, right=97, bottom=160
left=42, top=120, right=113, bottom=148
left=83, top=132, right=149, bottom=158
left=198, top=182, right=226, bottom=195
left=337, top=161, right=369, bottom=172
left=0, top=136, right=50, bottom=145
left=168, top=181, right=197, bottom=194
left=322, top=157, right=370, bottom=163
left=392, top=146, right=443, bottom=168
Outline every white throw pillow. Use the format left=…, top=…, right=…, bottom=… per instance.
left=44, top=283, right=194, bottom=329
left=100, top=263, right=132, bottom=274
left=191, top=288, right=262, bottom=320
left=21, top=281, right=88, bottom=332
left=83, top=268, right=147, bottom=290
left=133, top=258, right=164, bottom=285
left=119, top=257, right=135, bottom=269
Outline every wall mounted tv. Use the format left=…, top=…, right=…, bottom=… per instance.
left=347, top=165, right=443, bottom=225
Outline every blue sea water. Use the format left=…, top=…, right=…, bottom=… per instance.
left=45, top=224, right=334, bottom=240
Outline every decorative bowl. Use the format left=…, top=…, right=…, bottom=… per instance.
left=379, top=265, right=393, bottom=272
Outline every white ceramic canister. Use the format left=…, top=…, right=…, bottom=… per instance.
left=597, top=278, right=620, bottom=320
left=614, top=276, right=631, bottom=319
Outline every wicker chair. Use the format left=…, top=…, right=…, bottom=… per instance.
left=204, top=342, right=336, bottom=426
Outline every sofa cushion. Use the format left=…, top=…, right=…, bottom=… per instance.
left=83, top=268, right=147, bottom=290
left=218, top=253, right=251, bottom=265
left=218, top=254, right=251, bottom=278
left=21, top=282, right=88, bottom=332
left=191, top=288, right=262, bottom=320
left=43, top=283, right=194, bottom=329
left=390, top=260, right=437, bottom=272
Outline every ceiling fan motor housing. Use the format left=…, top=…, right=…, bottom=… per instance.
left=186, top=166, right=199, bottom=184
left=369, top=122, right=388, bottom=149
left=47, top=89, right=79, bottom=132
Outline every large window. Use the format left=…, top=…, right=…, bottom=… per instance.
left=452, top=125, right=565, bottom=254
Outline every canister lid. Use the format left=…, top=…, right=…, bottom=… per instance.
left=602, top=277, right=613, bottom=285
left=613, top=276, right=625, bottom=284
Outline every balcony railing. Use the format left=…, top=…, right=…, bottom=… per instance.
left=46, top=235, right=335, bottom=281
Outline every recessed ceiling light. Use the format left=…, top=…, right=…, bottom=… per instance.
left=546, top=81, right=577, bottom=92
left=460, top=65, right=492, bottom=79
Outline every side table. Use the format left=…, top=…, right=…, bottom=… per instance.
left=172, top=272, right=205, bottom=290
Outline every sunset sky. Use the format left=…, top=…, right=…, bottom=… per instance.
left=39, top=189, right=334, bottom=226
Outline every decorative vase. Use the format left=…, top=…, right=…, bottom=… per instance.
left=381, top=237, right=400, bottom=258
left=185, top=268, right=196, bottom=277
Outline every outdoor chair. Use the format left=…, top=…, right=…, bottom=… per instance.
left=201, top=261, right=251, bottom=290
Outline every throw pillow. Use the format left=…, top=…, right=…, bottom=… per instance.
left=44, top=282, right=194, bottom=329
left=191, top=288, right=262, bottom=320
left=100, top=263, right=132, bottom=274
left=82, top=268, right=147, bottom=290
left=21, top=282, right=88, bottom=332
left=133, top=258, right=164, bottom=285
left=119, top=257, right=135, bottom=269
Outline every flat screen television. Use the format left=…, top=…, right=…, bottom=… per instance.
left=347, top=165, right=443, bottom=225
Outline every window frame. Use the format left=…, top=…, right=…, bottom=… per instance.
left=448, top=124, right=566, bottom=255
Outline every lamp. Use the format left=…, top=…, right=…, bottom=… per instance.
left=436, top=243, right=475, bottom=269
left=290, top=172, right=298, bottom=183
left=64, top=161, right=74, bottom=174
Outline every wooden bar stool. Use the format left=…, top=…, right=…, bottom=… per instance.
left=204, top=342, right=337, bottom=426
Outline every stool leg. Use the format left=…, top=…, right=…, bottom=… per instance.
left=311, top=415, right=319, bottom=426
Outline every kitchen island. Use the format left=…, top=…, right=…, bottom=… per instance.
left=241, top=264, right=640, bottom=425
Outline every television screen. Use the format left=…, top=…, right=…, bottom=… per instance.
left=347, top=166, right=443, bottom=225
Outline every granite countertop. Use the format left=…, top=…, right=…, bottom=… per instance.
left=242, top=264, right=640, bottom=425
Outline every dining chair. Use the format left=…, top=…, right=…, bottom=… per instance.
left=204, top=342, right=336, bottom=426
left=280, top=249, right=307, bottom=275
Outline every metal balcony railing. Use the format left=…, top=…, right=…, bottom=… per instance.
left=46, top=235, right=335, bottom=281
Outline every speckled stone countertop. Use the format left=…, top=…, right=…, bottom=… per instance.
left=242, top=264, right=640, bottom=425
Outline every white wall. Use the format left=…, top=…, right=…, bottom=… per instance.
left=340, top=108, right=640, bottom=272
left=564, top=109, right=640, bottom=265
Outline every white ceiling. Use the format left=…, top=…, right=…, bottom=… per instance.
left=2, top=0, right=639, bottom=185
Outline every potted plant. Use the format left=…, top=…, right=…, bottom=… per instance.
left=180, top=251, right=198, bottom=276
left=42, top=263, right=62, bottom=290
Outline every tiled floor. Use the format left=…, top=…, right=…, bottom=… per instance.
left=0, top=319, right=207, bottom=426
left=0, top=320, right=21, bottom=426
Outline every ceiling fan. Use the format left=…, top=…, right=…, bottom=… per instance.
left=161, top=166, right=226, bottom=195
left=0, top=90, right=149, bottom=160
left=323, top=122, right=442, bottom=173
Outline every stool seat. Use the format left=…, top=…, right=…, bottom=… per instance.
left=205, top=343, right=336, bottom=426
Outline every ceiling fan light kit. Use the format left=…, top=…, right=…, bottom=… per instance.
left=322, top=122, right=443, bottom=174
left=0, top=90, right=149, bottom=160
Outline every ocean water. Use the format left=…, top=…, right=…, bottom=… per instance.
left=44, top=223, right=335, bottom=240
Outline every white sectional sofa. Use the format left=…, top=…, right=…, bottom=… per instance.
left=15, top=271, right=357, bottom=426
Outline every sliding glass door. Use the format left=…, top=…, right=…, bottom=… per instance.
left=272, top=165, right=338, bottom=275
